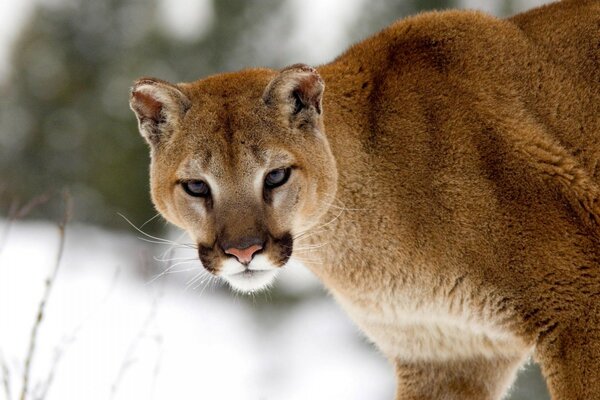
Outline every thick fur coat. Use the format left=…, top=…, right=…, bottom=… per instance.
left=130, top=1, right=600, bottom=398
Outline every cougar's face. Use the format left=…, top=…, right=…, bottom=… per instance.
left=131, top=67, right=337, bottom=292
left=161, top=137, right=317, bottom=292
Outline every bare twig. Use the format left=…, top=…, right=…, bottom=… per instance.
left=31, top=338, right=69, bottom=400
left=0, top=198, right=20, bottom=255
left=110, top=254, right=164, bottom=400
left=12, top=194, right=52, bottom=221
left=109, top=296, right=161, bottom=399
left=0, top=193, right=51, bottom=255
left=19, top=191, right=72, bottom=400
left=34, top=266, right=121, bottom=400
left=0, top=350, right=11, bottom=400
left=149, top=334, right=164, bottom=400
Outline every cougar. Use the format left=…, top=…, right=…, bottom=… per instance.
left=129, top=1, right=600, bottom=398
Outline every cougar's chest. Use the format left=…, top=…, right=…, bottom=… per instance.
left=330, top=283, right=529, bottom=362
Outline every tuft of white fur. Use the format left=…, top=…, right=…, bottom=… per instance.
left=224, top=269, right=279, bottom=293
left=333, top=291, right=532, bottom=363
left=219, top=258, right=246, bottom=276
left=253, top=168, right=267, bottom=197
left=219, top=254, right=280, bottom=293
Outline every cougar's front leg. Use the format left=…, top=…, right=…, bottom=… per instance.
left=393, top=357, right=525, bottom=400
left=536, top=304, right=600, bottom=400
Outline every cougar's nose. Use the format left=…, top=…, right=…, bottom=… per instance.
left=225, top=245, right=263, bottom=264
left=222, top=237, right=264, bottom=264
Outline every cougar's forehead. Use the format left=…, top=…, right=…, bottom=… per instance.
left=172, top=87, right=299, bottom=182
left=181, top=100, right=270, bottom=145
left=176, top=142, right=295, bottom=183
left=178, top=69, right=277, bottom=141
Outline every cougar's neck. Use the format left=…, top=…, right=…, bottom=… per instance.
left=296, top=63, right=375, bottom=282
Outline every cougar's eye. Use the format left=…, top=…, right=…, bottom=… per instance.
left=181, top=180, right=210, bottom=197
left=265, top=168, right=291, bottom=189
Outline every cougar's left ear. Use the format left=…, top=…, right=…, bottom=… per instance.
left=129, top=77, right=191, bottom=146
left=263, top=64, right=324, bottom=129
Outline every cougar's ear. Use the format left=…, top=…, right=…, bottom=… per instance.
left=129, top=77, right=191, bottom=146
left=263, top=64, right=324, bottom=128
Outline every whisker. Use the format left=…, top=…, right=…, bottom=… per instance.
left=184, top=276, right=203, bottom=292
left=135, top=236, right=196, bottom=248
left=197, top=275, right=216, bottom=293
left=292, top=251, right=325, bottom=258
left=157, top=233, right=197, bottom=263
left=292, top=248, right=328, bottom=257
left=193, top=275, right=208, bottom=291
left=318, top=197, right=369, bottom=212
left=148, top=260, right=199, bottom=284
left=291, top=252, right=323, bottom=260
left=197, top=277, right=211, bottom=293
left=186, top=269, right=212, bottom=289
left=290, top=258, right=322, bottom=266
left=119, top=213, right=196, bottom=248
left=293, top=206, right=346, bottom=242
left=293, top=242, right=329, bottom=251
left=119, top=213, right=174, bottom=244
left=139, top=212, right=162, bottom=230
left=165, top=266, right=201, bottom=274
left=153, top=255, right=197, bottom=263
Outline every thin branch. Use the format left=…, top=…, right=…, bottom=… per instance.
left=0, top=198, right=20, bottom=255
left=0, top=350, right=11, bottom=400
left=13, top=194, right=51, bottom=221
left=110, top=254, right=164, bottom=400
left=0, top=193, right=51, bottom=255
left=32, top=343, right=66, bottom=400
left=19, top=191, right=71, bottom=400
left=149, top=334, right=163, bottom=400
left=34, top=266, right=121, bottom=400
left=109, top=296, right=160, bottom=399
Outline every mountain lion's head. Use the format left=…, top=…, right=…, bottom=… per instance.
left=129, top=65, right=337, bottom=292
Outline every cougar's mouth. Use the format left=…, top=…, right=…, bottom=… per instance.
left=198, top=233, right=294, bottom=292
left=236, top=269, right=264, bottom=278
left=222, top=267, right=280, bottom=292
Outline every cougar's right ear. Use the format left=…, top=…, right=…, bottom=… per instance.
left=263, top=64, right=324, bottom=130
left=129, top=77, right=191, bottom=146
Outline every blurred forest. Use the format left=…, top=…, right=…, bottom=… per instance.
left=0, top=0, right=503, bottom=230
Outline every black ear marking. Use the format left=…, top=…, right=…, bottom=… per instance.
left=262, top=64, right=325, bottom=127
left=292, top=89, right=304, bottom=115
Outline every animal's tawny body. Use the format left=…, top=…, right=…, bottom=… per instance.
left=129, top=1, right=600, bottom=399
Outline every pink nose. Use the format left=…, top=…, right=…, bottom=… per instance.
left=224, top=244, right=263, bottom=264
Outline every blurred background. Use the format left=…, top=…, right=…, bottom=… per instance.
left=0, top=0, right=553, bottom=399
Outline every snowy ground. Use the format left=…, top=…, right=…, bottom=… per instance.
left=0, top=219, right=394, bottom=400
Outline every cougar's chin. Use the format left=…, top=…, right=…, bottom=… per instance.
left=219, top=255, right=281, bottom=293
left=223, top=269, right=279, bottom=292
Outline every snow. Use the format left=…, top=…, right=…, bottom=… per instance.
left=0, top=220, right=393, bottom=400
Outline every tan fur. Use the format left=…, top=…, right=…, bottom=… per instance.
left=130, top=1, right=600, bottom=398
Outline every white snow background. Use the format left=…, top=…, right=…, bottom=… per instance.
left=0, top=220, right=393, bottom=400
